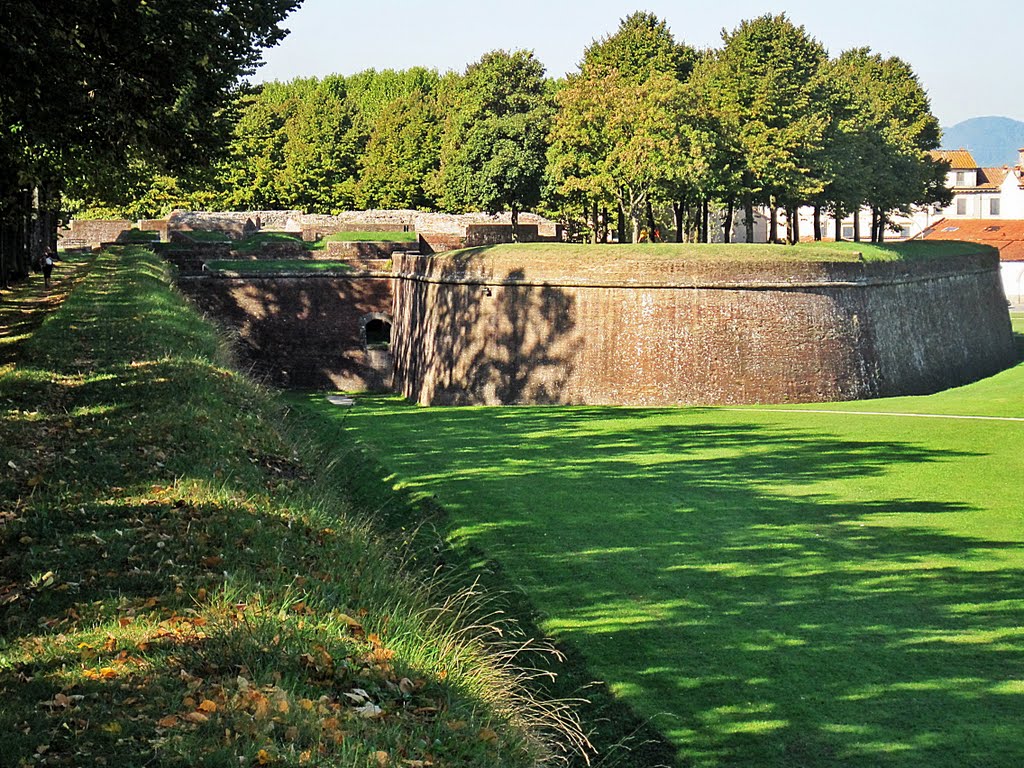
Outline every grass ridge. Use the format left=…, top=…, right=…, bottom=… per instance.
left=0, top=246, right=581, bottom=766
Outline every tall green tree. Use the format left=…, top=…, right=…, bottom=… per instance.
left=435, top=50, right=553, bottom=236
left=706, top=14, right=831, bottom=243
left=357, top=90, right=444, bottom=210
left=549, top=11, right=697, bottom=242
left=827, top=48, right=948, bottom=242
left=0, top=0, right=298, bottom=280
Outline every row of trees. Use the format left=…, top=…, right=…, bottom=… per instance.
left=50, top=11, right=950, bottom=252
left=0, top=0, right=299, bottom=285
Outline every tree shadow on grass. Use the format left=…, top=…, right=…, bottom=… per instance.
left=335, top=397, right=1024, bottom=767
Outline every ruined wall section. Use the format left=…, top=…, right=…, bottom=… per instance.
left=391, top=251, right=1015, bottom=406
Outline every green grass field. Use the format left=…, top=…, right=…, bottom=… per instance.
left=301, top=314, right=1024, bottom=767
left=310, top=231, right=417, bottom=249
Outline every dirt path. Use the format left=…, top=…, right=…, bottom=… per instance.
left=0, top=253, right=95, bottom=369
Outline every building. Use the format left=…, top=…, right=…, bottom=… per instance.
left=930, top=148, right=1024, bottom=220
left=920, top=218, right=1024, bottom=305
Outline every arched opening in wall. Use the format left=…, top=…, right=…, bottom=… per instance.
left=361, top=313, right=393, bottom=350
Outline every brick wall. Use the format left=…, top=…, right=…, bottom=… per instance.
left=390, top=250, right=1016, bottom=406
left=58, top=220, right=133, bottom=248
left=177, top=274, right=395, bottom=390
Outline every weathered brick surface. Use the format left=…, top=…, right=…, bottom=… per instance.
left=324, top=240, right=416, bottom=259
left=177, top=275, right=395, bottom=390
left=390, top=250, right=1016, bottom=405
left=58, top=220, right=132, bottom=248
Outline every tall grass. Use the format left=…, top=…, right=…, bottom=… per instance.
left=0, top=246, right=585, bottom=766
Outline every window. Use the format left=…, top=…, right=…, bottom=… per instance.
left=956, top=197, right=967, bottom=216
left=899, top=226, right=912, bottom=239
left=942, top=226, right=960, bottom=232
left=990, top=198, right=1001, bottom=216
left=841, top=225, right=854, bottom=239
left=956, top=171, right=966, bottom=186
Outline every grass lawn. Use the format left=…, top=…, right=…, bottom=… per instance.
left=310, top=232, right=417, bottom=249
left=0, top=247, right=574, bottom=767
left=204, top=259, right=355, bottom=274
left=436, top=240, right=994, bottom=264
left=299, top=313, right=1024, bottom=767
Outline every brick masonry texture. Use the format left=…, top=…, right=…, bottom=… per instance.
left=389, top=250, right=1016, bottom=406
left=177, top=275, right=395, bottom=390
left=177, top=248, right=1014, bottom=406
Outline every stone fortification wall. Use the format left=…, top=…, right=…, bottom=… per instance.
left=177, top=273, right=394, bottom=390
left=390, top=250, right=1015, bottom=406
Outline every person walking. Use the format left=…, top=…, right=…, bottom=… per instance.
left=42, top=249, right=55, bottom=289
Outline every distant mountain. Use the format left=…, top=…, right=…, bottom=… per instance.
left=941, top=116, right=1024, bottom=167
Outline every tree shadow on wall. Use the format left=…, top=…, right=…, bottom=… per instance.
left=180, top=275, right=394, bottom=389
left=397, top=256, right=580, bottom=405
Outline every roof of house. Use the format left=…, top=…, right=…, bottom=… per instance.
left=931, top=149, right=979, bottom=169
left=978, top=167, right=1009, bottom=189
left=920, top=218, right=1024, bottom=261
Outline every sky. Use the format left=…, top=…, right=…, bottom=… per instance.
left=254, top=0, right=1024, bottom=128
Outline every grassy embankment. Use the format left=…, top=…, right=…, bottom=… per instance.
left=0, top=247, right=583, bottom=767
left=435, top=240, right=993, bottom=262
left=296, top=301, right=1024, bottom=767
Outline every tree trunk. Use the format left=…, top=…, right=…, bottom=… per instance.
left=600, top=206, right=609, bottom=243
left=510, top=205, right=520, bottom=242
left=790, top=206, right=800, bottom=244
left=700, top=198, right=710, bottom=243
left=813, top=205, right=822, bottom=241
left=769, top=202, right=779, bottom=244
left=869, top=206, right=878, bottom=244
left=645, top=199, right=657, bottom=240
left=723, top=200, right=734, bottom=244
left=853, top=210, right=861, bottom=243
left=590, top=199, right=598, bottom=245
left=673, top=201, right=684, bottom=243
left=617, top=203, right=626, bottom=244
left=744, top=198, right=754, bottom=243
left=630, top=211, right=642, bottom=244
left=834, top=202, right=843, bottom=242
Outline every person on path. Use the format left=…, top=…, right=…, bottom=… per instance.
left=42, top=249, right=54, bottom=289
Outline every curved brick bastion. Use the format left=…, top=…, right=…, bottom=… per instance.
left=390, top=248, right=1016, bottom=406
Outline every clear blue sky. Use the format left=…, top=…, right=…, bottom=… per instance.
left=254, top=0, right=1023, bottom=128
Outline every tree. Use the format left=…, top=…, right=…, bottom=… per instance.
left=549, top=11, right=696, bottom=243
left=707, top=14, right=831, bottom=243
left=357, top=90, right=444, bottom=210
left=435, top=50, right=553, bottom=237
left=0, top=0, right=298, bottom=281
left=827, top=48, right=948, bottom=242
left=550, top=69, right=687, bottom=243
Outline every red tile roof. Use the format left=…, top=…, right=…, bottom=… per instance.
left=920, top=219, right=1024, bottom=261
left=977, top=167, right=1009, bottom=189
left=931, top=149, right=978, bottom=169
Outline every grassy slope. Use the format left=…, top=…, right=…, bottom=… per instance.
left=437, top=240, right=994, bottom=263
left=0, top=247, right=579, bottom=767
left=317, top=314, right=1024, bottom=767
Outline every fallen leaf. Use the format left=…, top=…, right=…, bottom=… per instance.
left=156, top=715, right=178, bottom=728
left=101, top=722, right=122, bottom=735
left=374, top=751, right=389, bottom=766
left=183, top=711, right=208, bottom=724
left=198, top=699, right=217, bottom=713
left=478, top=727, right=498, bottom=743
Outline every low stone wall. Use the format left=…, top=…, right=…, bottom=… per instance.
left=324, top=240, right=416, bottom=259
left=58, top=219, right=133, bottom=248
left=390, top=250, right=1016, bottom=406
left=177, top=274, right=395, bottom=390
